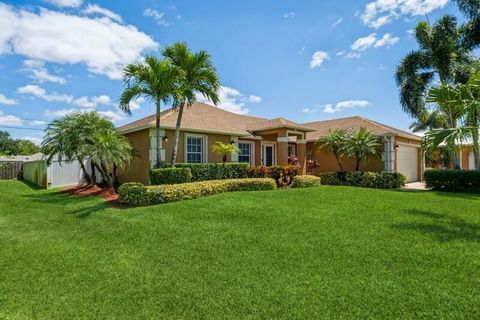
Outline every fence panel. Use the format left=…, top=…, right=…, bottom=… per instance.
left=47, top=159, right=88, bottom=188
left=23, top=160, right=47, bottom=188
left=0, top=161, right=23, bottom=180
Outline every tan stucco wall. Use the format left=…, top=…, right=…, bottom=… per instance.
left=117, top=129, right=150, bottom=184
left=307, top=142, right=384, bottom=172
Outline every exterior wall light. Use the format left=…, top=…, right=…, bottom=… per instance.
left=162, top=136, right=168, bottom=142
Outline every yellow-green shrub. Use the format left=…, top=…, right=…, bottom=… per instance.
left=291, top=175, right=321, bottom=188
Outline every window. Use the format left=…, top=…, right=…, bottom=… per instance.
left=238, top=142, right=252, bottom=164
left=288, top=145, right=296, bottom=156
left=186, top=136, right=204, bottom=163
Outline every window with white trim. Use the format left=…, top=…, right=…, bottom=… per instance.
left=238, top=142, right=252, bottom=164
left=186, top=136, right=204, bottom=163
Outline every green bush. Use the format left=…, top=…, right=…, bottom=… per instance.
left=150, top=168, right=192, bottom=185
left=291, top=175, right=321, bottom=188
left=118, top=182, right=150, bottom=206
left=119, top=178, right=277, bottom=205
left=317, top=171, right=406, bottom=189
left=173, top=163, right=248, bottom=181
left=246, top=166, right=270, bottom=178
left=424, top=169, right=480, bottom=192
left=247, top=165, right=301, bottom=187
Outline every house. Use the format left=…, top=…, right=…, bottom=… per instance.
left=433, top=144, right=477, bottom=170
left=117, top=102, right=423, bottom=184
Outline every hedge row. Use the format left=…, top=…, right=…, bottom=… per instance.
left=317, top=171, right=406, bottom=189
left=150, top=168, right=192, bottom=185
left=291, top=175, right=321, bottom=188
left=118, top=178, right=277, bottom=205
left=247, top=165, right=301, bottom=187
left=424, top=169, right=480, bottom=192
left=173, top=163, right=248, bottom=181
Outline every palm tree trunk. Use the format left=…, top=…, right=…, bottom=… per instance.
left=355, top=156, right=361, bottom=171
left=76, top=154, right=92, bottom=184
left=155, top=97, right=162, bottom=168
left=90, top=160, right=97, bottom=185
left=170, top=104, right=184, bottom=167
left=95, top=163, right=112, bottom=187
left=473, top=126, right=480, bottom=169
left=334, top=154, right=344, bottom=171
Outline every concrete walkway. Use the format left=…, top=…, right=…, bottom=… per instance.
left=402, top=182, right=429, bottom=191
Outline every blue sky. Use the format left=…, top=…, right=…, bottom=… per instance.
left=0, top=0, right=463, bottom=144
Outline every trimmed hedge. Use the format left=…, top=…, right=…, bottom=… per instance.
left=317, top=171, right=406, bottom=189
left=173, top=163, right=248, bottom=181
left=291, top=175, right=321, bottom=188
left=424, top=169, right=480, bottom=192
left=118, top=178, right=277, bottom=205
left=150, top=168, right=192, bottom=185
left=246, top=165, right=301, bottom=187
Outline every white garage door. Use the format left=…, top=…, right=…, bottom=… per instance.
left=397, top=145, right=419, bottom=182
left=469, top=152, right=475, bottom=170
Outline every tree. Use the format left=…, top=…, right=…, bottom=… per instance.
left=120, top=56, right=183, bottom=168
left=16, top=140, right=40, bottom=155
left=42, top=111, right=133, bottom=186
left=454, top=0, right=480, bottom=49
left=211, top=141, right=240, bottom=164
left=0, top=131, right=18, bottom=155
left=342, top=128, right=380, bottom=171
left=316, top=130, right=347, bottom=171
left=395, top=16, right=473, bottom=119
left=162, top=42, right=220, bottom=167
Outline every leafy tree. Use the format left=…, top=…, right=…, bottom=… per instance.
left=42, top=111, right=133, bottom=186
left=342, top=128, right=380, bottom=171
left=395, top=15, right=474, bottom=119
left=162, top=42, right=220, bottom=167
left=0, top=131, right=40, bottom=155
left=211, top=141, right=240, bottom=163
left=316, top=130, right=348, bottom=171
left=120, top=56, right=183, bottom=168
left=16, top=140, right=40, bottom=155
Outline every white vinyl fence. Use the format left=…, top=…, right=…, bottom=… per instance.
left=23, top=157, right=101, bottom=189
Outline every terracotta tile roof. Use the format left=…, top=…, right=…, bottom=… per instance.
left=247, top=118, right=315, bottom=132
left=303, top=116, right=421, bottom=141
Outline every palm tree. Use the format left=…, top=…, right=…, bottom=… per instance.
left=316, top=130, right=347, bottom=171
left=162, top=42, right=220, bottom=167
left=120, top=56, right=183, bottom=168
left=342, top=128, right=380, bottom=171
left=454, top=0, right=480, bottom=49
left=395, top=15, right=473, bottom=119
left=211, top=141, right=240, bottom=163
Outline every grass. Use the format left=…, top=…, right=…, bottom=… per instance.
left=1, top=180, right=479, bottom=319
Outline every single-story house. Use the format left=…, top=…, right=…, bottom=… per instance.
left=117, top=102, right=423, bottom=184
left=433, top=145, right=477, bottom=170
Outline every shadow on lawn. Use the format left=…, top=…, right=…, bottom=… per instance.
left=391, top=209, right=480, bottom=242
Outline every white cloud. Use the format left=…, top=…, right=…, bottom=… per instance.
left=128, top=97, right=144, bottom=110
left=29, top=120, right=46, bottom=125
left=98, top=110, right=125, bottom=122
left=22, top=60, right=66, bottom=84
left=44, top=108, right=125, bottom=123
left=351, top=33, right=377, bottom=51
left=45, top=0, right=83, bottom=8
left=196, top=85, right=260, bottom=115
left=336, top=50, right=346, bottom=56
left=362, top=0, right=448, bottom=28
left=249, top=95, right=262, bottom=103
left=0, top=111, right=23, bottom=126
left=332, top=17, right=343, bottom=27
left=73, top=95, right=112, bottom=108
left=344, top=52, right=362, bottom=59
left=284, top=12, right=295, bottom=19
left=323, top=100, right=370, bottom=114
left=310, top=51, right=329, bottom=69
left=301, top=108, right=318, bottom=114
left=143, top=8, right=170, bottom=26
left=0, top=3, right=158, bottom=80
left=297, top=46, right=306, bottom=54
left=0, top=93, right=17, bottom=105
left=374, top=33, right=400, bottom=48
left=23, top=136, right=43, bottom=145
left=44, top=108, right=78, bottom=117
left=83, top=4, right=122, bottom=23
left=17, top=84, right=73, bottom=103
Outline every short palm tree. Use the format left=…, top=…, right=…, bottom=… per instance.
left=211, top=141, right=240, bottom=164
left=316, top=130, right=347, bottom=171
left=395, top=15, right=473, bottom=119
left=120, top=56, right=183, bottom=168
left=162, top=42, right=220, bottom=167
left=342, top=128, right=380, bottom=171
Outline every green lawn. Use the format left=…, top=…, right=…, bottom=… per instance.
left=1, top=181, right=479, bottom=319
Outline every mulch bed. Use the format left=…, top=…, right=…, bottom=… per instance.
left=63, top=184, right=119, bottom=203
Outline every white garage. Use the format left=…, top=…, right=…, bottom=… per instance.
left=396, top=145, right=419, bottom=182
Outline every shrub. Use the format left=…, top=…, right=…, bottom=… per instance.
left=291, top=175, right=321, bottom=188
left=247, top=166, right=270, bottom=178
left=306, top=160, right=321, bottom=175
left=268, top=165, right=301, bottom=187
left=173, top=163, right=248, bottom=181
left=119, top=178, right=277, bottom=205
left=118, top=182, right=150, bottom=206
left=317, top=171, right=406, bottom=189
left=150, top=168, right=192, bottom=185
left=424, top=169, right=480, bottom=192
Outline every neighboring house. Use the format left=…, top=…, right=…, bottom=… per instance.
left=0, top=152, right=44, bottom=162
left=433, top=145, right=477, bottom=170
left=118, top=102, right=423, bottom=184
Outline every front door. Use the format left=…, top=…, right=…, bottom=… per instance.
left=262, top=143, right=275, bottom=166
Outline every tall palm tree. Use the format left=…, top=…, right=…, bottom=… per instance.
left=120, top=56, right=183, bottom=168
left=162, top=42, right=220, bottom=167
left=316, top=130, right=347, bottom=171
left=342, top=128, right=380, bottom=171
left=454, top=0, right=480, bottom=49
left=395, top=15, right=473, bottom=119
